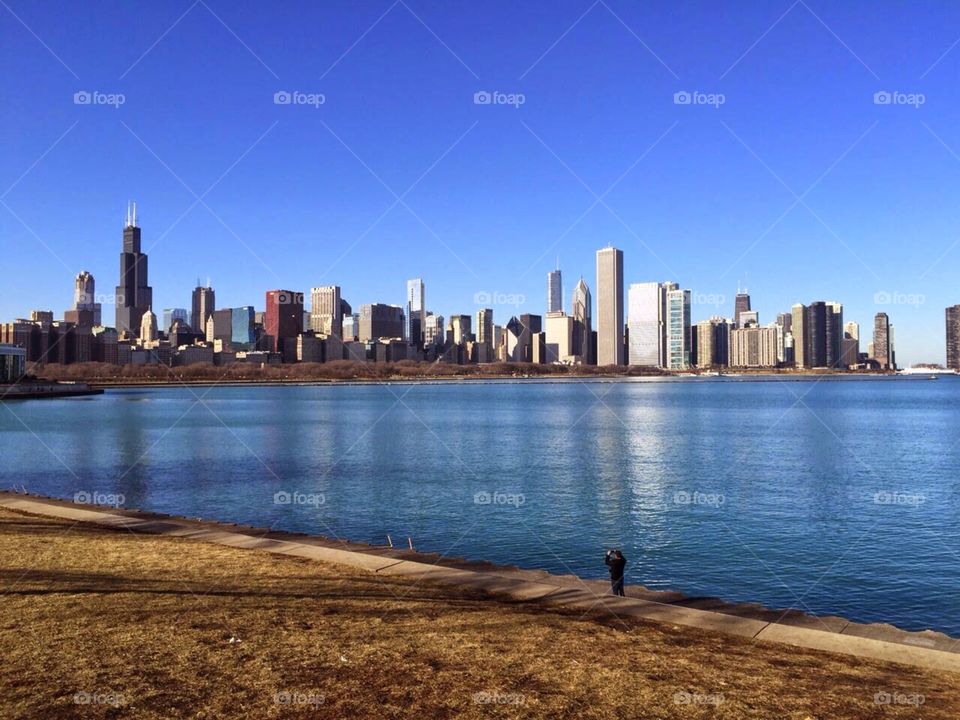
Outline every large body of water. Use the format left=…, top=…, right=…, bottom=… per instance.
left=2, top=377, right=958, bottom=634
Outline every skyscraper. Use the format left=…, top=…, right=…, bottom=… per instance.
left=265, top=290, right=304, bottom=356
left=191, top=284, right=215, bottom=335
left=72, top=271, right=101, bottom=325
left=596, top=246, right=624, bottom=366
left=946, top=306, right=960, bottom=371
left=826, top=302, right=843, bottom=368
left=162, top=308, right=188, bottom=333
left=666, top=287, right=691, bottom=369
left=115, top=202, right=153, bottom=337
left=791, top=303, right=807, bottom=368
left=358, top=303, right=404, bottom=342
left=476, top=308, right=493, bottom=348
left=873, top=312, right=891, bottom=370
left=734, top=288, right=751, bottom=328
left=627, top=282, right=667, bottom=367
left=547, top=268, right=563, bottom=314
left=406, top=279, right=426, bottom=346
left=139, top=307, right=158, bottom=343
left=571, top=278, right=592, bottom=363
left=310, top=285, right=342, bottom=336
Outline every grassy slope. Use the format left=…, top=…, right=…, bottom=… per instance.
left=0, top=508, right=953, bottom=719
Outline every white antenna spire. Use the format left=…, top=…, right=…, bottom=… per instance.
left=132, top=201, right=137, bottom=227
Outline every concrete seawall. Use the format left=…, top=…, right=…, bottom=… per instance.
left=2, top=492, right=957, bottom=674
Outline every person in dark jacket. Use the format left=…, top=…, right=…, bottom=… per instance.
left=605, top=549, right=626, bottom=596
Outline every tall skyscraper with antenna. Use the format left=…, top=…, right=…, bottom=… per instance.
left=547, top=264, right=562, bottom=314
left=115, top=201, right=153, bottom=337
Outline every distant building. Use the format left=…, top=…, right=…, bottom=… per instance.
left=359, top=303, right=403, bottom=342
left=696, top=317, right=730, bottom=368
left=873, top=312, right=891, bottom=370
left=730, top=324, right=777, bottom=367
left=948, top=306, right=960, bottom=371
left=191, top=284, right=215, bottom=335
left=140, top=307, right=158, bottom=344
left=64, top=271, right=101, bottom=326
left=424, top=313, right=444, bottom=347
left=310, top=285, right=342, bottom=336
left=791, top=304, right=808, bottom=368
left=571, top=278, right=592, bottom=364
left=596, top=246, right=624, bottom=366
left=265, top=290, right=304, bottom=358
left=406, top=279, right=426, bottom=346
left=504, top=315, right=541, bottom=362
left=448, top=315, right=472, bottom=346
left=665, top=287, right=691, bottom=370
left=627, top=282, right=667, bottom=367
left=476, top=308, right=493, bottom=350
left=162, top=308, right=188, bottom=333
left=0, top=345, right=26, bottom=382
left=544, top=312, right=574, bottom=363
left=547, top=268, right=563, bottom=314
left=734, top=289, right=751, bottom=328
left=115, top=202, right=153, bottom=338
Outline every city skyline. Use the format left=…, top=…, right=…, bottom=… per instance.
left=5, top=2, right=960, bottom=365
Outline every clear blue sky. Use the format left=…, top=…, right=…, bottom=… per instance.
left=2, top=0, right=959, bottom=365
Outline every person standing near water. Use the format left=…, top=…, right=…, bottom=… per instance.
left=605, top=549, right=626, bottom=596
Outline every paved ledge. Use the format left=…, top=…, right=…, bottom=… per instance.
left=2, top=493, right=958, bottom=674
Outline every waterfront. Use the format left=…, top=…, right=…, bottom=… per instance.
left=2, top=377, right=958, bottom=635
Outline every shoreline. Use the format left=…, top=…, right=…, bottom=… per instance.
left=2, top=490, right=956, bottom=672
left=23, top=370, right=934, bottom=391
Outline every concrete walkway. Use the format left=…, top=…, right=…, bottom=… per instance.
left=2, top=493, right=957, bottom=674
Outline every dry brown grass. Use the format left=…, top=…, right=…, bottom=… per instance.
left=0, top=508, right=953, bottom=719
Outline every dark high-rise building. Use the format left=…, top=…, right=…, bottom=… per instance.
left=115, top=202, right=153, bottom=337
left=191, top=284, right=215, bottom=335
left=873, top=312, right=891, bottom=370
left=825, top=302, right=843, bottom=368
left=265, top=290, right=304, bottom=356
left=805, top=302, right=827, bottom=368
left=734, top=289, right=751, bottom=328
left=947, top=305, right=960, bottom=371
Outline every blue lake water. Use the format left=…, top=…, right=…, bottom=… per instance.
left=2, top=377, right=958, bottom=635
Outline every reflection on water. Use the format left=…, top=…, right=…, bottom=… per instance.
left=2, top=378, right=959, bottom=634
